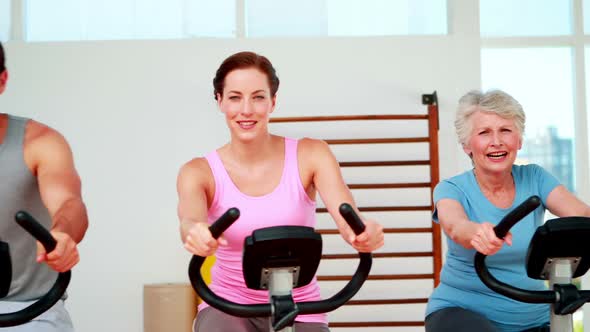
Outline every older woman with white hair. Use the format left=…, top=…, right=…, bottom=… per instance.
left=424, top=89, right=590, bottom=332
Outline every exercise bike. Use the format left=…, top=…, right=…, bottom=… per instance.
left=0, top=211, right=71, bottom=327
left=188, top=203, right=372, bottom=332
left=475, top=195, right=590, bottom=332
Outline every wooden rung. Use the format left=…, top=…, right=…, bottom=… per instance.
left=322, top=252, right=434, bottom=259
left=345, top=298, right=429, bottom=305
left=348, top=183, right=431, bottom=189
left=325, top=137, right=429, bottom=145
left=270, top=114, right=429, bottom=122
left=329, top=321, right=424, bottom=327
left=339, top=160, right=430, bottom=167
left=316, top=206, right=432, bottom=213
left=317, top=274, right=434, bottom=281
left=318, top=227, right=432, bottom=235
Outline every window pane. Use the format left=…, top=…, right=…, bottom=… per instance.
left=328, top=0, right=447, bottom=36
left=84, top=0, right=136, bottom=40
left=26, top=0, right=235, bottom=41
left=26, top=0, right=84, bottom=41
left=0, top=0, right=9, bottom=41
left=186, top=0, right=235, bottom=38
left=482, top=48, right=575, bottom=191
left=135, top=0, right=184, bottom=39
left=246, top=0, right=447, bottom=37
left=246, top=0, right=327, bottom=37
left=480, top=0, right=572, bottom=37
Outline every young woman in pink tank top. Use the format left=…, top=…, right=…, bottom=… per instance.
left=177, top=51, right=384, bottom=332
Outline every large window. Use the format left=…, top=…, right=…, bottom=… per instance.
left=20, top=0, right=446, bottom=41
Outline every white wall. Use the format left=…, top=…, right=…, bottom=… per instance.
left=0, top=35, right=478, bottom=332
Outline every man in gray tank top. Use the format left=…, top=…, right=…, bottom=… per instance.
left=0, top=43, right=89, bottom=331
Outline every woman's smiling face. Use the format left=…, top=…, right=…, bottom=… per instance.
left=463, top=111, right=522, bottom=175
left=217, top=67, right=276, bottom=142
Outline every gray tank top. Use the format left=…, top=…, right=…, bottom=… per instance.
left=0, top=114, right=55, bottom=301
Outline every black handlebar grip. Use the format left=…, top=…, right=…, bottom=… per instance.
left=339, top=203, right=365, bottom=235
left=209, top=208, right=240, bottom=239
left=494, top=195, right=541, bottom=239
left=15, top=211, right=57, bottom=252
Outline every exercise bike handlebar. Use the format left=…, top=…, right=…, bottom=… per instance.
left=15, top=211, right=58, bottom=252
left=493, top=195, right=542, bottom=239
left=0, top=211, right=71, bottom=327
left=474, top=195, right=557, bottom=303
left=188, top=203, right=372, bottom=317
left=208, top=208, right=241, bottom=239
left=338, top=203, right=365, bottom=235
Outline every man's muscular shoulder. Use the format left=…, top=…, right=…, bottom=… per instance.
left=23, top=120, right=72, bottom=175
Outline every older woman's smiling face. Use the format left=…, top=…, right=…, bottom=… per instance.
left=463, top=111, right=522, bottom=175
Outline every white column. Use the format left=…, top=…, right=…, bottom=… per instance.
left=9, top=0, right=24, bottom=41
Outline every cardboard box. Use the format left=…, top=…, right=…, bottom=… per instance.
left=144, top=283, right=197, bottom=332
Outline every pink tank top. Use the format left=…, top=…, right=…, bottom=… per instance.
left=199, top=137, right=327, bottom=324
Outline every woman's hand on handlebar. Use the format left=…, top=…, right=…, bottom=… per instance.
left=184, top=221, right=228, bottom=256
left=349, top=219, right=384, bottom=253
left=470, top=222, right=512, bottom=256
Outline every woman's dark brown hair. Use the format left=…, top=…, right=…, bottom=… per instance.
left=0, top=42, right=5, bottom=73
left=213, top=51, right=279, bottom=100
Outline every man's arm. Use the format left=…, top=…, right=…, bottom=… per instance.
left=25, top=121, right=88, bottom=271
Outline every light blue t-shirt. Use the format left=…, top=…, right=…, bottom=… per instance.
left=426, top=164, right=560, bottom=332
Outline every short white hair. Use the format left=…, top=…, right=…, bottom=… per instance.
left=455, top=89, right=525, bottom=146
